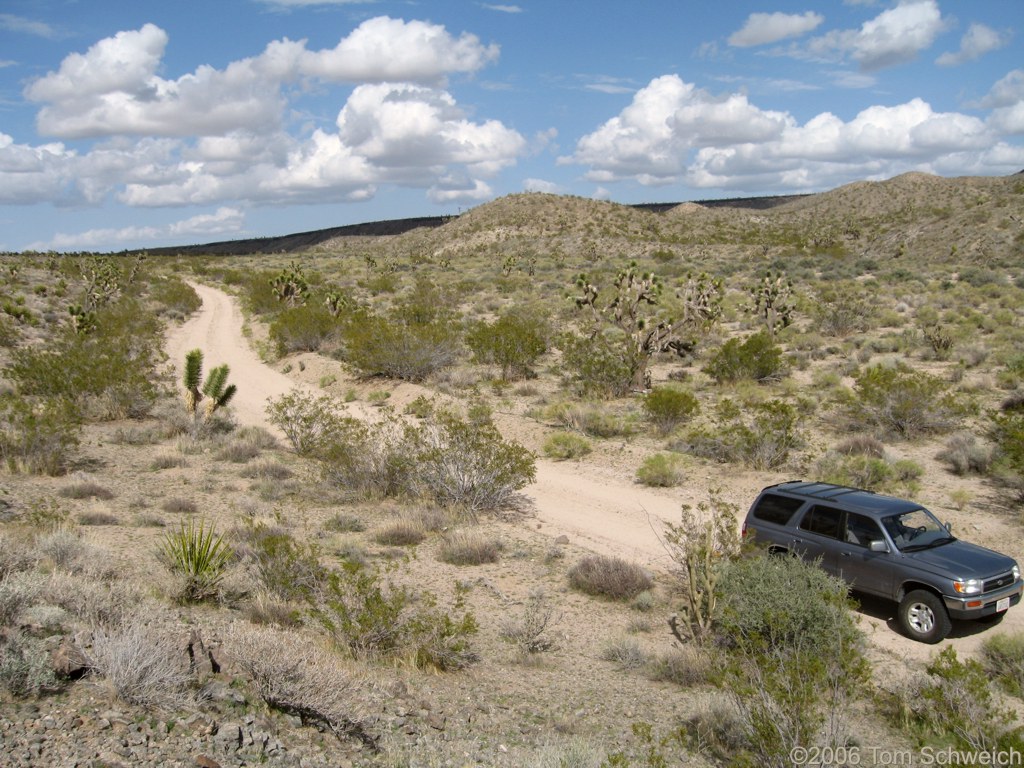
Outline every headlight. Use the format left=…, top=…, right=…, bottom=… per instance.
left=1014, top=565, right=1020, bottom=581
left=953, top=579, right=982, bottom=594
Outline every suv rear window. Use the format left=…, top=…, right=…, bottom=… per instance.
left=799, top=505, right=843, bottom=539
left=751, top=493, right=804, bottom=526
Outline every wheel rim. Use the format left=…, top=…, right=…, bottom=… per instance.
left=907, top=602, right=936, bottom=634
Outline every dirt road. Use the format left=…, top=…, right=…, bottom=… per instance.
left=165, top=282, right=1024, bottom=662
left=165, top=283, right=684, bottom=568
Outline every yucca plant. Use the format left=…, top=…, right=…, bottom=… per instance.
left=183, top=349, right=237, bottom=425
left=158, top=519, right=233, bottom=603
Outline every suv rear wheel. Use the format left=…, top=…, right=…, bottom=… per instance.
left=898, top=590, right=951, bottom=644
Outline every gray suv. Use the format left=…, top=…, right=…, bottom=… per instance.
left=742, top=481, right=1022, bottom=643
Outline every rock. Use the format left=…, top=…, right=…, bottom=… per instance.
left=50, top=638, right=91, bottom=680
left=195, top=755, right=221, bottom=768
left=554, top=535, right=570, bottom=545
left=213, top=722, right=242, bottom=751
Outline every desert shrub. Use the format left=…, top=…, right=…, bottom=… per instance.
left=647, top=644, right=718, bottom=687
left=0, top=394, right=80, bottom=475
left=266, top=390, right=349, bottom=457
left=438, top=530, right=502, bottom=565
left=374, top=518, right=427, bottom=547
left=542, top=431, right=592, bottom=460
left=34, top=529, right=87, bottom=570
left=111, top=425, right=162, bottom=446
left=814, top=452, right=923, bottom=495
left=636, top=453, right=686, bottom=487
left=0, top=632, right=59, bottom=697
left=936, top=431, right=994, bottom=475
left=324, top=513, right=366, bottom=533
left=835, top=433, right=885, bottom=458
left=683, top=398, right=803, bottom=470
left=500, top=590, right=561, bottom=657
left=233, top=521, right=327, bottom=602
left=5, top=297, right=161, bottom=420
left=543, top=401, right=637, bottom=437
left=906, top=646, right=1023, bottom=753
left=215, top=439, right=261, bottom=463
left=715, top=554, right=868, bottom=767
left=240, top=459, right=293, bottom=481
left=990, top=405, right=1024, bottom=502
left=89, top=614, right=192, bottom=709
left=311, top=562, right=478, bottom=670
left=466, top=311, right=548, bottom=380
left=343, top=309, right=461, bottom=382
left=600, top=636, right=648, bottom=670
left=643, top=385, right=699, bottom=434
left=157, top=519, right=233, bottom=603
left=413, top=410, right=536, bottom=512
left=841, top=363, right=970, bottom=439
left=148, top=276, right=201, bottom=317
left=59, top=479, right=114, bottom=500
left=226, top=623, right=374, bottom=747
left=269, top=303, right=338, bottom=354
left=316, top=413, right=418, bottom=500
left=811, top=288, right=873, bottom=337
left=0, top=571, right=44, bottom=626
left=560, top=331, right=635, bottom=398
left=240, top=270, right=281, bottom=315
left=981, top=632, right=1024, bottom=699
left=568, top=554, right=653, bottom=600
left=704, top=331, right=787, bottom=385
left=404, top=395, right=434, bottom=419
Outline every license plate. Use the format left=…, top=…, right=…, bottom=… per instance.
left=996, top=597, right=1011, bottom=613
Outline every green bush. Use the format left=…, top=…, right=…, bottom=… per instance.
left=343, top=310, right=461, bottom=381
left=981, top=632, right=1024, bottom=698
left=148, top=277, right=201, bottom=317
left=843, top=363, right=971, bottom=439
left=568, top=554, right=653, bottom=600
left=542, top=431, right=592, bottom=460
left=643, top=386, right=699, bottom=434
left=715, top=554, right=868, bottom=767
left=5, top=297, right=161, bottom=420
left=560, top=331, right=635, bottom=398
left=703, top=331, right=787, bottom=385
left=0, top=395, right=80, bottom=476
left=233, top=521, right=327, bottom=602
left=0, top=632, right=59, bottom=698
left=990, top=405, right=1024, bottom=501
left=266, top=391, right=350, bottom=457
left=466, top=312, right=548, bottom=380
left=683, top=398, right=802, bottom=470
left=815, top=452, right=923, bottom=496
left=636, top=453, right=685, bottom=487
left=312, top=562, right=478, bottom=670
left=269, top=303, right=339, bottom=354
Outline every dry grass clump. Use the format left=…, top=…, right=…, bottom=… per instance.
left=78, top=511, right=120, bottom=526
left=936, top=431, right=993, bottom=475
left=437, top=530, right=502, bottom=565
left=89, top=613, right=193, bottom=710
left=240, top=459, right=294, bottom=481
left=600, top=636, right=649, bottom=669
left=34, top=529, right=88, bottom=570
left=150, top=454, right=188, bottom=471
left=567, top=554, right=653, bottom=600
left=0, top=570, right=45, bottom=625
left=647, top=644, right=719, bottom=687
left=323, top=513, right=367, bottom=533
left=373, top=517, right=428, bottom=547
left=58, top=480, right=115, bottom=500
left=226, top=622, right=376, bottom=747
left=835, top=434, right=885, bottom=458
left=161, top=497, right=198, bottom=514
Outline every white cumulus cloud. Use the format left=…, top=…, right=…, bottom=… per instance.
left=728, top=11, right=824, bottom=48
left=565, top=74, right=1017, bottom=193
left=937, top=23, right=1011, bottom=66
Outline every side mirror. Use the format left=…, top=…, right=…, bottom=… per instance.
left=869, top=539, right=889, bottom=553
left=945, top=521, right=953, bottom=532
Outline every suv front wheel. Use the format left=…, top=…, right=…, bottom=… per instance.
left=898, top=590, right=951, bottom=644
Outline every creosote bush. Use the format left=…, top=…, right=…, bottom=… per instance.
left=636, top=452, right=686, bottom=487
left=704, top=330, right=787, bottom=385
left=542, top=431, right=592, bottom=460
left=643, top=385, right=699, bottom=434
left=683, top=398, right=802, bottom=470
left=567, top=554, right=653, bottom=600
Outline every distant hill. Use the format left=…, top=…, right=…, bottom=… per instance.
left=138, top=194, right=812, bottom=256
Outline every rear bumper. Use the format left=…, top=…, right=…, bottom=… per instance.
left=944, top=581, right=1023, bottom=620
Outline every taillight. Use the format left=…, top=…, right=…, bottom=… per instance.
left=741, top=522, right=748, bottom=537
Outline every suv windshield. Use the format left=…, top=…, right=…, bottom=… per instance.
left=881, top=508, right=956, bottom=552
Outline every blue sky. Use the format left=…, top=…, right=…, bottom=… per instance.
left=1, top=0, right=1021, bottom=252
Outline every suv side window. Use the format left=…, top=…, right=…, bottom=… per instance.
left=752, top=493, right=805, bottom=526
left=799, top=505, right=842, bottom=539
left=844, top=512, right=883, bottom=548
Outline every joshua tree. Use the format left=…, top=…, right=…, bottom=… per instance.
left=745, top=270, right=795, bottom=339
left=269, top=262, right=308, bottom=306
left=183, top=349, right=237, bottom=429
left=572, top=262, right=723, bottom=392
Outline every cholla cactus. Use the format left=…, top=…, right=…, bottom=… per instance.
left=183, top=349, right=237, bottom=425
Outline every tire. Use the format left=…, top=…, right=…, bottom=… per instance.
left=898, top=590, right=952, bottom=644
